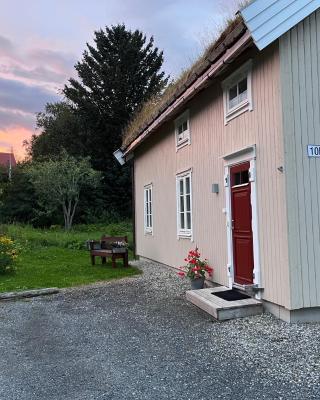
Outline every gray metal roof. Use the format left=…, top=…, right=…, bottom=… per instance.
left=241, top=0, right=320, bottom=50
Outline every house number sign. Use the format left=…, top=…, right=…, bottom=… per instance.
left=307, top=145, right=320, bottom=157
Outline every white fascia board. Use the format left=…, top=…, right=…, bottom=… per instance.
left=241, top=0, right=320, bottom=50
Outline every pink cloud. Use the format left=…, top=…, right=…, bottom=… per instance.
left=0, top=33, right=77, bottom=93
left=0, top=125, right=34, bottom=161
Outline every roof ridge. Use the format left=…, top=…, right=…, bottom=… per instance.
left=122, top=16, right=248, bottom=150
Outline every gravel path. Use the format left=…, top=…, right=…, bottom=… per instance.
left=0, top=260, right=319, bottom=400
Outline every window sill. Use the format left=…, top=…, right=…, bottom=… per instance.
left=144, top=230, right=153, bottom=236
left=177, top=233, right=192, bottom=240
left=176, top=139, right=190, bottom=151
left=225, top=100, right=252, bottom=124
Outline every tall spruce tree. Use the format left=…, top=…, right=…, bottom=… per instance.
left=63, top=24, right=169, bottom=217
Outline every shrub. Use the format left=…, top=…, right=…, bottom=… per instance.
left=65, top=240, right=87, bottom=250
left=0, top=235, right=19, bottom=274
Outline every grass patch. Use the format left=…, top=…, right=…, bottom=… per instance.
left=0, top=223, right=141, bottom=293
left=1, top=221, right=133, bottom=250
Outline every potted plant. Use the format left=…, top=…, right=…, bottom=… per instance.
left=178, top=248, right=213, bottom=290
left=111, top=241, right=129, bottom=254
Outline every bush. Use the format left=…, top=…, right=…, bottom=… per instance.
left=0, top=235, right=19, bottom=274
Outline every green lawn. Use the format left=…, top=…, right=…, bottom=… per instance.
left=0, top=223, right=141, bottom=293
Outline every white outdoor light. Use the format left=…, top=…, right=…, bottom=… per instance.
left=113, top=148, right=125, bottom=165
left=212, top=183, right=219, bottom=194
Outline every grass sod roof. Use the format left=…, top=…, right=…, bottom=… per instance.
left=122, top=15, right=248, bottom=151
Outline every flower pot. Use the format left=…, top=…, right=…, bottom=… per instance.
left=190, top=276, right=205, bottom=290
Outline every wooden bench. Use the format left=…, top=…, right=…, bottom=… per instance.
left=89, top=235, right=129, bottom=268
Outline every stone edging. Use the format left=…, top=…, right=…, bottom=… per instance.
left=0, top=288, right=60, bottom=301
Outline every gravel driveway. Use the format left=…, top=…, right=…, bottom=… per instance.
left=0, top=260, right=319, bottom=400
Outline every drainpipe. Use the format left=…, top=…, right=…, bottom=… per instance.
left=113, top=148, right=136, bottom=258
left=131, top=160, right=136, bottom=259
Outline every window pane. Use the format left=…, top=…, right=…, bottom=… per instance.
left=229, top=84, right=237, bottom=101
left=185, top=177, right=190, bottom=194
left=182, top=121, right=188, bottom=132
left=229, top=97, right=238, bottom=109
left=238, top=78, right=247, bottom=94
left=241, top=170, right=249, bottom=184
left=234, top=172, right=241, bottom=186
left=144, top=187, right=153, bottom=230
left=186, top=212, right=191, bottom=229
left=232, top=170, right=249, bottom=186
left=179, top=180, right=184, bottom=195
left=180, top=196, right=184, bottom=212
left=180, top=213, right=185, bottom=229
left=178, top=125, right=183, bottom=134
left=186, top=194, right=191, bottom=212
left=177, top=173, right=192, bottom=234
left=238, top=90, right=247, bottom=103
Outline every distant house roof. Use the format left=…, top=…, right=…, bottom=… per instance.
left=0, top=152, right=16, bottom=168
left=241, top=0, right=320, bottom=50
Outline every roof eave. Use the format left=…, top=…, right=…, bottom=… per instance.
left=123, top=30, right=253, bottom=157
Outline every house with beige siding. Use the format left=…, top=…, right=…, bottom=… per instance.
left=115, top=0, right=320, bottom=322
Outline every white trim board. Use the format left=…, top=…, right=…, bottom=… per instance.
left=176, top=169, right=193, bottom=240
left=222, top=60, right=253, bottom=125
left=144, top=184, right=153, bottom=235
left=223, top=144, right=261, bottom=297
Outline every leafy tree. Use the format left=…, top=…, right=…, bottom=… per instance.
left=27, top=152, right=101, bottom=230
left=0, top=165, right=10, bottom=206
left=26, top=102, right=87, bottom=161
left=0, top=164, right=37, bottom=224
left=63, top=24, right=169, bottom=216
left=0, top=165, right=9, bottom=185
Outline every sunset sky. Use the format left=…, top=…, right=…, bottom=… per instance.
left=0, top=0, right=237, bottom=160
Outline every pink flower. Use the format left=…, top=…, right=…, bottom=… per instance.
left=179, top=248, right=214, bottom=281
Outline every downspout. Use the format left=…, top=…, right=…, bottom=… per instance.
left=131, top=159, right=136, bottom=259
left=113, top=148, right=136, bottom=258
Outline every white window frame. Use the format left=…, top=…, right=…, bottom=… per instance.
left=144, top=184, right=153, bottom=235
left=176, top=170, right=193, bottom=239
left=174, top=110, right=190, bottom=150
left=222, top=60, right=253, bottom=124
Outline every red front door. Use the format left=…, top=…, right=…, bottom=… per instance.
left=230, top=162, right=254, bottom=285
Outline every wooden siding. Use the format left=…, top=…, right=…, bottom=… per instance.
left=135, top=43, right=290, bottom=308
left=280, top=10, right=320, bottom=309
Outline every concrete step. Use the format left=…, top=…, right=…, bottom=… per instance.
left=186, top=286, right=263, bottom=321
